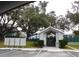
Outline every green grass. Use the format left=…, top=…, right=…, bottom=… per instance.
left=64, top=45, right=73, bottom=49
left=68, top=45, right=79, bottom=49
left=26, top=41, right=36, bottom=48
left=0, top=41, right=4, bottom=48
left=67, top=42, right=79, bottom=49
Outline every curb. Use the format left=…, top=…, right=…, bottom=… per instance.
left=0, top=48, right=79, bottom=52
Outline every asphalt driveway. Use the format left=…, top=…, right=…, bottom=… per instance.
left=0, top=49, right=78, bottom=57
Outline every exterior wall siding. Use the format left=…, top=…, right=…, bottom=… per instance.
left=4, top=38, right=26, bottom=46
left=56, top=33, right=63, bottom=47
left=39, top=33, right=46, bottom=46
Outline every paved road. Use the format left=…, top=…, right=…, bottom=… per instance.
left=0, top=49, right=79, bottom=57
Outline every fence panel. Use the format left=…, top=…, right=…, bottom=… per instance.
left=64, top=35, right=79, bottom=42
left=4, top=38, right=26, bottom=47
left=9, top=38, right=15, bottom=46
left=14, top=38, right=20, bottom=46
left=4, top=38, right=10, bottom=46
left=20, top=38, right=26, bottom=46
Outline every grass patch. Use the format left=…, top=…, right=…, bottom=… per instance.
left=0, top=41, right=4, bottom=48
left=68, top=45, right=79, bottom=49
left=26, top=41, right=42, bottom=48
left=26, top=41, right=36, bottom=48
left=60, top=45, right=73, bottom=49
left=67, top=42, right=79, bottom=49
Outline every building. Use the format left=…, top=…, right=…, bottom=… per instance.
left=36, top=26, right=64, bottom=48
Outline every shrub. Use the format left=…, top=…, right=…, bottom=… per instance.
left=59, top=39, right=68, bottom=48
left=26, top=39, right=44, bottom=48
left=27, top=38, right=39, bottom=41
left=74, top=31, right=79, bottom=36
left=38, top=40, right=44, bottom=48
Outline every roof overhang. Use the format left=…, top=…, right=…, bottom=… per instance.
left=0, top=1, right=35, bottom=15
left=37, top=26, right=64, bottom=34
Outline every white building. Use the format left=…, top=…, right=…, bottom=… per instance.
left=36, top=26, right=64, bottom=48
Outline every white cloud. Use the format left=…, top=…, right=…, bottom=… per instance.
left=34, top=0, right=79, bottom=16
left=46, top=0, right=76, bottom=16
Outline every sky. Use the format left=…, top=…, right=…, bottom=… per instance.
left=34, top=0, right=79, bottom=34
left=35, top=0, right=79, bottom=16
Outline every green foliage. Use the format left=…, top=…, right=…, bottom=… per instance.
left=27, top=39, right=39, bottom=41
left=38, top=40, right=44, bottom=48
left=18, top=2, right=56, bottom=37
left=26, top=41, right=35, bottom=48
left=59, top=40, right=68, bottom=48
left=67, top=12, right=79, bottom=25
left=26, top=40, right=44, bottom=48
left=66, top=1, right=79, bottom=25
left=74, top=31, right=79, bottom=36
left=0, top=1, right=56, bottom=40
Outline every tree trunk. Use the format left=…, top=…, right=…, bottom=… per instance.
left=0, top=34, right=4, bottom=41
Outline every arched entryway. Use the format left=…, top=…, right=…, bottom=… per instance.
left=46, top=31, right=56, bottom=47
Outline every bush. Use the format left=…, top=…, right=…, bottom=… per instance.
left=74, top=31, right=79, bottom=36
left=59, top=40, right=68, bottom=48
left=26, top=39, right=44, bottom=48
left=38, top=40, right=44, bottom=48
left=27, top=38, right=39, bottom=41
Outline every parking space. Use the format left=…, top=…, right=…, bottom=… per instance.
left=0, top=49, right=78, bottom=57
left=0, top=49, right=39, bottom=57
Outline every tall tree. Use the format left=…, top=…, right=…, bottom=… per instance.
left=47, top=11, right=56, bottom=27
left=56, top=15, right=70, bottom=30
left=0, top=1, right=56, bottom=40
left=0, top=8, right=21, bottom=40
left=17, top=3, right=50, bottom=38
left=72, top=1, right=79, bottom=13
left=39, top=1, right=48, bottom=14
left=66, top=1, right=79, bottom=29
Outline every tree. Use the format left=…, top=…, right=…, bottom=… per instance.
left=16, top=2, right=57, bottom=38
left=0, top=1, right=56, bottom=40
left=56, top=15, right=70, bottom=30
left=66, top=1, right=79, bottom=29
left=72, top=1, right=79, bottom=13
left=47, top=11, right=56, bottom=27
left=39, top=1, right=48, bottom=14
left=17, top=3, right=50, bottom=38
left=0, top=9, right=19, bottom=40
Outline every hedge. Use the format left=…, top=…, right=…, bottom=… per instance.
left=27, top=39, right=44, bottom=48
left=59, top=39, right=68, bottom=48
left=74, top=31, right=79, bottom=36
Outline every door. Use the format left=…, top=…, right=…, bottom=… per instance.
left=46, top=36, right=56, bottom=46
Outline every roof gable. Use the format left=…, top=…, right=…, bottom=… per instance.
left=37, top=26, right=64, bottom=34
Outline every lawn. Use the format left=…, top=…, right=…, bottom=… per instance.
left=26, top=41, right=37, bottom=48
left=68, top=45, right=79, bottom=49
left=67, top=42, right=79, bottom=49
left=0, top=41, right=4, bottom=48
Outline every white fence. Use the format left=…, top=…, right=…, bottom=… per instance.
left=4, top=38, right=26, bottom=46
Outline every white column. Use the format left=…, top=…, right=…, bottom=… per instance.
left=39, top=33, right=46, bottom=46
left=56, top=33, right=59, bottom=48
left=44, top=33, right=46, bottom=46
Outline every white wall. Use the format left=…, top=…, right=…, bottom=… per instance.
left=4, top=38, right=26, bottom=47
left=56, top=32, right=63, bottom=47
left=56, top=33, right=63, bottom=40
left=39, top=33, right=46, bottom=46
